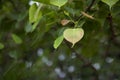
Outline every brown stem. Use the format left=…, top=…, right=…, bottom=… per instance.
left=77, top=0, right=96, bottom=20
left=107, top=13, right=120, bottom=47
left=85, top=0, right=96, bottom=12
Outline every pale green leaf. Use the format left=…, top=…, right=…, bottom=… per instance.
left=53, top=35, right=64, bottom=49
left=29, top=3, right=42, bottom=23
left=64, top=11, right=69, bottom=16
left=0, top=43, right=4, bottom=50
left=63, top=28, right=84, bottom=47
left=101, top=0, right=119, bottom=9
left=50, top=0, right=68, bottom=8
left=29, top=3, right=37, bottom=23
left=12, top=34, right=22, bottom=44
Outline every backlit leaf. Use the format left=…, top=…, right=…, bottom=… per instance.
left=50, top=0, right=68, bottom=8
left=53, top=35, right=64, bottom=49
left=34, top=0, right=50, bottom=4
left=29, top=3, right=42, bottom=23
left=63, top=28, right=84, bottom=47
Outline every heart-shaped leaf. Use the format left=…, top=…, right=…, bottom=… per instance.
left=63, top=28, right=84, bottom=47
left=101, top=0, right=119, bottom=10
left=53, top=35, right=64, bottom=49
left=50, top=0, right=68, bottom=8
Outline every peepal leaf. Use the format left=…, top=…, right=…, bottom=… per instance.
left=50, top=0, right=68, bottom=8
left=63, top=28, right=84, bottom=47
left=12, top=34, right=22, bottom=44
left=0, top=43, right=4, bottom=49
left=54, top=35, right=64, bottom=49
left=29, top=3, right=42, bottom=23
left=101, top=0, right=119, bottom=9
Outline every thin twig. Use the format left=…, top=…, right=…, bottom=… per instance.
left=85, top=0, right=96, bottom=12
left=77, top=0, right=96, bottom=20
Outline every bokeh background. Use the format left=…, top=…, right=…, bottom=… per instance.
left=0, top=0, right=120, bottom=80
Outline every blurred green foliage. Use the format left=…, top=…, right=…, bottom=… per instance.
left=0, top=0, right=120, bottom=80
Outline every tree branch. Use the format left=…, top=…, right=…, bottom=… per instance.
left=64, top=40, right=99, bottom=80
left=85, top=0, right=96, bottom=12
left=107, top=13, right=120, bottom=48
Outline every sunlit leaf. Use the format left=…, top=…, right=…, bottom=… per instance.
left=53, top=35, right=64, bottom=49
left=34, top=0, right=50, bottom=4
left=63, top=28, right=84, bottom=47
left=29, top=3, right=42, bottom=23
left=50, top=0, right=68, bottom=8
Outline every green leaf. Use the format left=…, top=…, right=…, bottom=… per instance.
left=50, top=0, right=68, bottom=8
left=53, top=35, right=64, bottom=49
left=0, top=43, right=4, bottom=49
left=25, top=22, right=33, bottom=33
left=8, top=51, right=19, bottom=59
left=12, top=34, right=22, bottom=44
left=64, top=11, right=69, bottom=16
left=34, top=0, right=50, bottom=4
left=29, top=3, right=42, bottom=23
left=31, top=20, right=40, bottom=32
left=101, top=0, right=119, bottom=9
left=63, top=28, right=84, bottom=47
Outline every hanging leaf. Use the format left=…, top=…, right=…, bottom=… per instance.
left=50, top=0, right=68, bottom=8
left=53, top=35, right=64, bottom=49
left=101, top=0, right=119, bottom=9
left=0, top=43, right=4, bottom=50
left=61, top=19, right=70, bottom=26
left=12, top=34, right=23, bottom=44
left=63, top=28, right=84, bottom=47
left=29, top=3, right=42, bottom=23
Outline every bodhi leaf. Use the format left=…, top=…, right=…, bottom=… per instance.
left=50, top=0, right=68, bottom=8
left=53, top=35, right=64, bottom=49
left=101, top=0, right=119, bottom=10
left=63, top=28, right=84, bottom=47
left=12, top=34, right=23, bottom=44
left=0, top=43, right=4, bottom=50
left=29, top=3, right=42, bottom=23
